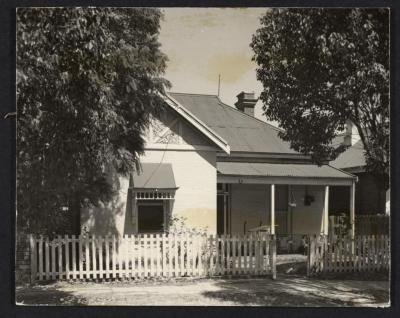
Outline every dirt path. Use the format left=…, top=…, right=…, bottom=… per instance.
left=16, top=275, right=389, bottom=307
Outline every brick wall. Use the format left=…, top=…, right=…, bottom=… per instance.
left=329, top=172, right=386, bottom=216
left=356, top=172, right=386, bottom=215
left=15, top=233, right=31, bottom=285
left=329, top=185, right=350, bottom=215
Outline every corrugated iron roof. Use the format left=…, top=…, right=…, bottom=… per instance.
left=330, top=140, right=366, bottom=170
left=169, top=92, right=297, bottom=154
left=217, top=161, right=354, bottom=179
left=133, top=163, right=177, bottom=189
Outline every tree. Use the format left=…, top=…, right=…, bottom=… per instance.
left=251, top=8, right=389, bottom=189
left=17, top=8, right=169, bottom=235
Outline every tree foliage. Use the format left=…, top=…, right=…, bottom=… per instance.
left=17, top=8, right=169, bottom=234
left=251, top=8, right=389, bottom=189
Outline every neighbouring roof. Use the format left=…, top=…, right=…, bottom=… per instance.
left=217, top=161, right=355, bottom=180
left=168, top=92, right=297, bottom=155
left=132, top=163, right=177, bottom=189
left=330, top=140, right=366, bottom=170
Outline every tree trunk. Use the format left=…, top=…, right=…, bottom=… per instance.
left=69, top=196, right=81, bottom=235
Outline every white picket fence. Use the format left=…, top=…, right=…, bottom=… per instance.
left=308, top=235, right=390, bottom=275
left=29, top=233, right=276, bottom=282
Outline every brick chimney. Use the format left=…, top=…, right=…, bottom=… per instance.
left=343, top=119, right=360, bottom=146
left=235, top=91, right=257, bottom=117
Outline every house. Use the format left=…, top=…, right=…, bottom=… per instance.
left=329, top=121, right=389, bottom=216
left=81, top=92, right=357, bottom=250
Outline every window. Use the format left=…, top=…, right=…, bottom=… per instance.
left=132, top=189, right=175, bottom=234
left=136, top=200, right=166, bottom=233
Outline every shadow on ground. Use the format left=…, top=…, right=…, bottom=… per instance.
left=201, top=275, right=389, bottom=306
left=201, top=256, right=389, bottom=307
left=16, top=283, right=88, bottom=306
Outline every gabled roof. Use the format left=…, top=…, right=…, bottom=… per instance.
left=163, top=92, right=356, bottom=183
left=330, top=140, right=366, bottom=170
left=168, top=92, right=297, bottom=155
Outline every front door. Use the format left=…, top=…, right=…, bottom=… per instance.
left=217, top=183, right=229, bottom=235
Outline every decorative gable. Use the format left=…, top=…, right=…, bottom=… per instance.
left=145, top=108, right=214, bottom=148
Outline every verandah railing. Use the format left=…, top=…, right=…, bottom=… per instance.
left=29, top=233, right=277, bottom=282
left=307, top=235, right=390, bottom=275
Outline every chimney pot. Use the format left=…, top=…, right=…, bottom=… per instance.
left=235, top=91, right=257, bottom=117
left=343, top=120, right=360, bottom=146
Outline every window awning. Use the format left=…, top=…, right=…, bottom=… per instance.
left=217, top=161, right=356, bottom=186
left=131, top=163, right=178, bottom=190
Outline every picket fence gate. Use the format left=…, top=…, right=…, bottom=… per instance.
left=307, top=235, right=390, bottom=275
left=29, top=233, right=276, bottom=282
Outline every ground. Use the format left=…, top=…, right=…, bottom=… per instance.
left=16, top=255, right=390, bottom=307
left=15, top=276, right=389, bottom=307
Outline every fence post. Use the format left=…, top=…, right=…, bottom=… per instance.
left=29, top=234, right=36, bottom=284
left=307, top=236, right=310, bottom=276
left=270, top=235, right=277, bottom=280
left=307, top=235, right=315, bottom=277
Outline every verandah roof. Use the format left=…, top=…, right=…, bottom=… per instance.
left=217, top=161, right=356, bottom=186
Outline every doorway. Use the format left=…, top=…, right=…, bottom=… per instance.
left=217, top=183, right=229, bottom=235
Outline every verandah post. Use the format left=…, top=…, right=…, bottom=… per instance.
left=323, top=186, right=329, bottom=236
left=268, top=184, right=276, bottom=279
left=270, top=184, right=275, bottom=235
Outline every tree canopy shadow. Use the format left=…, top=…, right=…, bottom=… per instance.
left=16, top=284, right=88, bottom=306
left=81, top=170, right=128, bottom=237
left=201, top=275, right=389, bottom=306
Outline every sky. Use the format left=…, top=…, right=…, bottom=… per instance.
left=158, top=8, right=269, bottom=122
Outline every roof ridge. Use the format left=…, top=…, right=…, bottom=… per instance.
left=169, top=91, right=218, bottom=98
left=170, top=91, right=285, bottom=133
left=215, top=96, right=285, bottom=133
